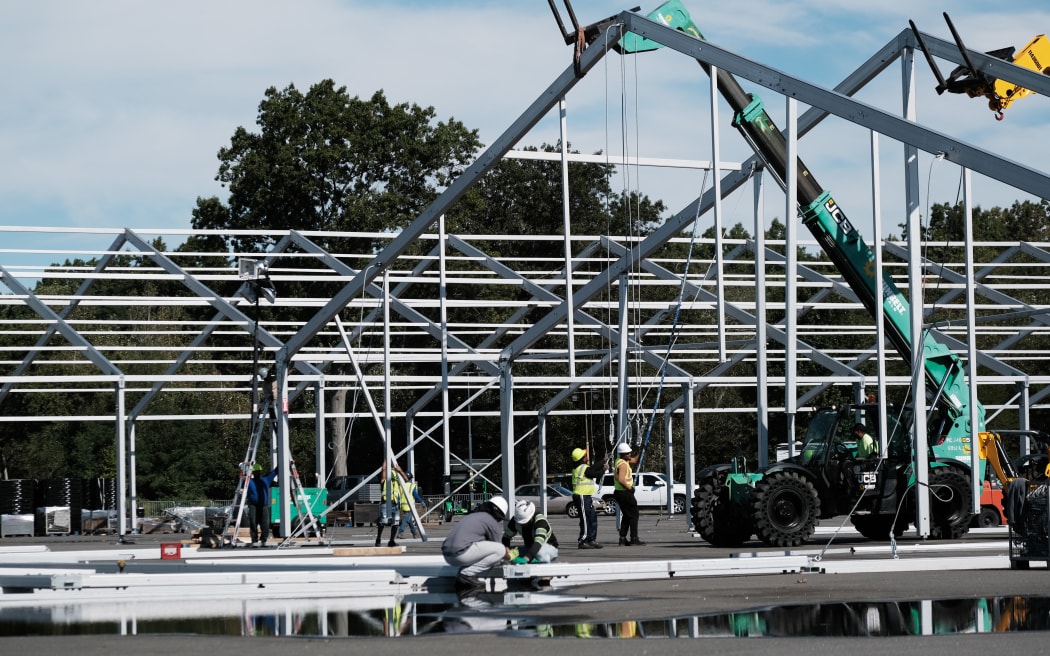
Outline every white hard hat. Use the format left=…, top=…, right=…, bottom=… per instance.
left=488, top=496, right=509, bottom=518
left=513, top=499, right=536, bottom=524
left=616, top=442, right=633, bottom=455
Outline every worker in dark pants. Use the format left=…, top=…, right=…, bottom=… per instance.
left=571, top=447, right=604, bottom=549
left=376, top=460, right=408, bottom=548
left=613, top=442, right=645, bottom=546
left=246, top=463, right=278, bottom=548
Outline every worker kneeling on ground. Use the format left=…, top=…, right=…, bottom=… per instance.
left=504, top=499, right=559, bottom=564
left=441, top=496, right=511, bottom=592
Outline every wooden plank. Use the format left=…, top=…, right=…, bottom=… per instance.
left=332, top=546, right=404, bottom=557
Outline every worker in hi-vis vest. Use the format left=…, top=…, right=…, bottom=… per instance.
left=571, top=447, right=605, bottom=549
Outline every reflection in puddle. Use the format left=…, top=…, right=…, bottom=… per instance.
left=4, top=593, right=1050, bottom=638
left=494, top=596, right=1050, bottom=638
left=587, top=597, right=1050, bottom=638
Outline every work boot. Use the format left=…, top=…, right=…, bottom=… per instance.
left=629, top=538, right=647, bottom=546
left=455, top=573, right=485, bottom=591
left=587, top=541, right=603, bottom=549
left=387, top=539, right=398, bottom=547
left=619, top=536, right=629, bottom=546
left=578, top=541, right=595, bottom=549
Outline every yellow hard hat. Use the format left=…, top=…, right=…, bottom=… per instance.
left=572, top=448, right=587, bottom=461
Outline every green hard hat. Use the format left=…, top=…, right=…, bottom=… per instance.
left=252, top=464, right=262, bottom=472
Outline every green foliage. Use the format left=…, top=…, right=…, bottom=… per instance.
left=195, top=81, right=482, bottom=257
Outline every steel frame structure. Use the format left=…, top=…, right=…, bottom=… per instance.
left=2, top=10, right=1050, bottom=537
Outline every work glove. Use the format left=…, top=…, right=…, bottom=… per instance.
left=510, top=556, right=529, bottom=564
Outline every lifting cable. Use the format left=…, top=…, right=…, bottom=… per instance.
left=605, top=21, right=658, bottom=451
left=598, top=24, right=617, bottom=452
left=637, top=182, right=707, bottom=467
left=600, top=22, right=629, bottom=450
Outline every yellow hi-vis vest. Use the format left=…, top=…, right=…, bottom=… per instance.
left=614, top=458, right=633, bottom=491
left=572, top=462, right=596, bottom=495
left=398, top=481, right=417, bottom=512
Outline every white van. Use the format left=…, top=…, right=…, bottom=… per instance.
left=595, top=472, right=688, bottom=514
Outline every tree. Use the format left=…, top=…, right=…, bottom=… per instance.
left=192, top=80, right=482, bottom=257
left=186, top=81, right=487, bottom=485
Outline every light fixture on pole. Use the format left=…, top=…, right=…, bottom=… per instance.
left=238, top=257, right=277, bottom=444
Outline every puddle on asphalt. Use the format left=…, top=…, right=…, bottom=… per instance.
left=4, top=593, right=1050, bottom=638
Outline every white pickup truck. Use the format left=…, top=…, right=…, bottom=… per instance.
left=595, top=472, right=688, bottom=514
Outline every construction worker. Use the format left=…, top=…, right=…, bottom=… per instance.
left=441, top=496, right=511, bottom=592
left=504, top=499, right=559, bottom=564
left=246, top=463, right=278, bottom=548
left=396, top=472, right=424, bottom=539
left=571, top=447, right=604, bottom=549
left=376, top=460, right=407, bottom=548
left=852, top=423, right=878, bottom=458
left=613, top=442, right=645, bottom=546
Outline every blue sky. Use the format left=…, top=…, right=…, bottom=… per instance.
left=2, top=1, right=1049, bottom=274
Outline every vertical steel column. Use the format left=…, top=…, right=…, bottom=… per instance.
left=1019, top=382, right=1031, bottom=453
left=381, top=270, right=394, bottom=524
left=406, top=414, right=415, bottom=475
left=664, top=412, right=674, bottom=515
left=275, top=355, right=291, bottom=539
left=467, top=373, right=475, bottom=501
left=127, top=419, right=138, bottom=533
left=500, top=357, right=515, bottom=509
left=115, top=377, right=128, bottom=538
left=902, top=44, right=930, bottom=536
left=617, top=273, right=630, bottom=446
left=784, top=96, right=799, bottom=450
left=753, top=170, right=770, bottom=462
left=538, top=414, right=548, bottom=516
left=711, top=67, right=727, bottom=362
left=963, top=168, right=981, bottom=512
left=560, top=99, right=577, bottom=376
left=439, top=214, right=450, bottom=483
left=683, top=380, right=696, bottom=531
left=872, top=130, right=889, bottom=455
left=315, top=377, right=326, bottom=488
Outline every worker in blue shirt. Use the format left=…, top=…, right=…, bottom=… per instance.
left=246, top=463, right=277, bottom=547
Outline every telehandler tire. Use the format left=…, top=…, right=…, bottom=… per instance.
left=749, top=470, right=819, bottom=547
left=692, top=473, right=752, bottom=547
left=928, top=466, right=973, bottom=539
